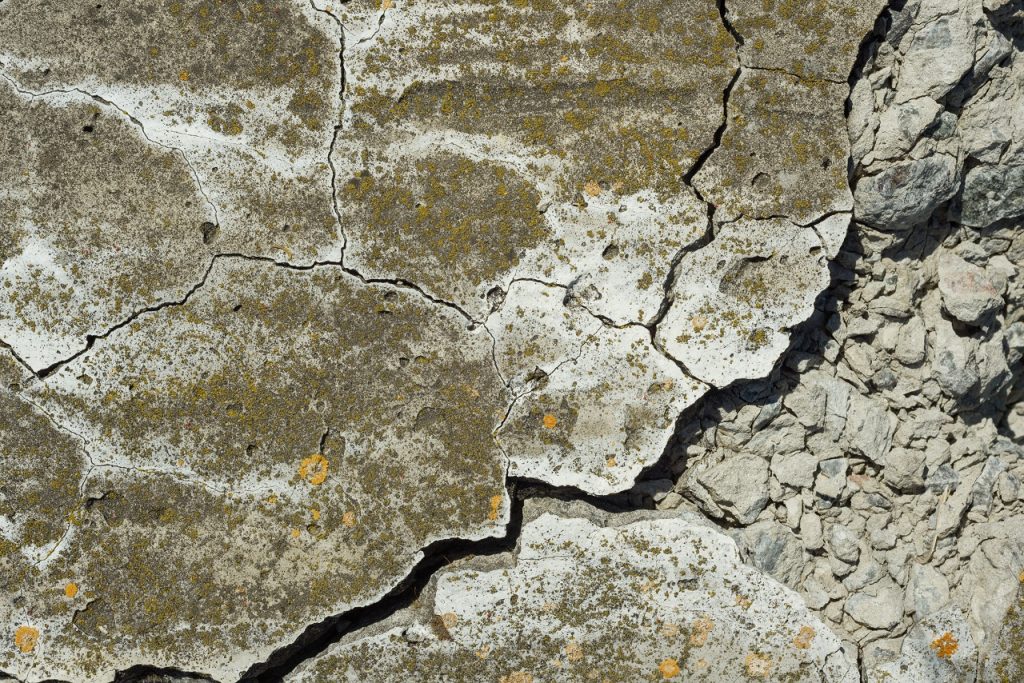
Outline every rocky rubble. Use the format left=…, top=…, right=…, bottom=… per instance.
left=659, top=0, right=1024, bottom=679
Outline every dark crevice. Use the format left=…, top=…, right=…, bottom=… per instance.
left=239, top=478, right=629, bottom=682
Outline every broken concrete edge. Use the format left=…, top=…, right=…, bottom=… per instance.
left=283, top=498, right=858, bottom=682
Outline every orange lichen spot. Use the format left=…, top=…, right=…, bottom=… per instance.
left=342, top=511, right=357, bottom=528
left=584, top=180, right=603, bottom=196
left=690, top=616, right=714, bottom=647
left=735, top=593, right=753, bottom=609
left=476, top=644, right=491, bottom=659
left=661, top=622, right=680, bottom=638
left=299, top=454, right=329, bottom=485
left=658, top=658, right=681, bottom=679
left=690, top=315, right=708, bottom=333
left=64, top=583, right=79, bottom=599
left=931, top=632, right=959, bottom=659
left=565, top=641, right=584, bottom=662
left=266, top=494, right=278, bottom=505
left=178, top=70, right=190, bottom=82
left=745, top=653, right=772, bottom=678
left=439, top=612, right=459, bottom=630
left=793, top=625, right=816, bottom=649
left=290, top=528, right=301, bottom=538
left=542, top=413, right=558, bottom=429
left=488, top=494, right=503, bottom=521
left=381, top=0, right=393, bottom=8
left=607, top=457, right=617, bottom=468
left=14, top=626, right=39, bottom=654
left=1018, top=568, right=1024, bottom=583
left=311, top=508, right=321, bottom=521
left=499, top=673, right=533, bottom=683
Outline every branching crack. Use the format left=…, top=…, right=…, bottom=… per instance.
left=0, top=69, right=221, bottom=226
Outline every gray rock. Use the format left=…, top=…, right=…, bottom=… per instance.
left=844, top=580, right=905, bottom=631
left=905, top=564, right=951, bottom=619
left=733, top=520, right=806, bottom=588
left=895, top=316, right=928, bottom=365
left=771, top=451, right=818, bottom=489
left=933, top=317, right=981, bottom=397
left=855, top=155, right=960, bottom=229
left=844, top=395, right=895, bottom=463
left=817, top=458, right=850, bottom=500
left=884, top=447, right=928, bottom=493
left=971, top=457, right=1008, bottom=514
left=938, top=251, right=1003, bottom=324
left=961, top=163, right=1024, bottom=229
left=927, top=464, right=961, bottom=492
left=801, top=510, right=825, bottom=552
left=697, top=454, right=770, bottom=525
left=827, top=524, right=862, bottom=565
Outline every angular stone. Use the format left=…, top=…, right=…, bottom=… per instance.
left=697, top=454, right=771, bottom=525
left=733, top=519, right=806, bottom=587
left=961, top=162, right=1024, bottom=229
left=844, top=581, right=904, bottom=631
left=938, top=252, right=1004, bottom=325
left=855, top=155, right=961, bottom=230
left=288, top=504, right=858, bottom=683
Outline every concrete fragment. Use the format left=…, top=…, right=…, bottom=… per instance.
left=8, top=259, right=511, bottom=681
left=658, top=218, right=829, bottom=388
left=289, top=506, right=858, bottom=683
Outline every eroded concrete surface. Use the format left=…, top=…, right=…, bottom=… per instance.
left=0, top=0, right=1021, bottom=681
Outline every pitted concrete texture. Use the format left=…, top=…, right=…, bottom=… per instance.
left=0, top=0, right=911, bottom=680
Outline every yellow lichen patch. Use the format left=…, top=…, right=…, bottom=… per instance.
left=930, top=632, right=959, bottom=659
left=64, top=582, right=79, bottom=599
left=690, top=315, right=708, bottom=333
left=499, top=673, right=533, bottom=683
left=290, top=528, right=302, bottom=538
left=311, top=508, right=321, bottom=521
left=341, top=511, right=357, bottom=528
left=565, top=640, right=584, bottom=662
left=793, top=625, right=815, bottom=649
left=735, top=593, right=753, bottom=609
left=745, top=652, right=772, bottom=678
left=178, top=69, right=189, bottom=82
left=439, top=612, right=459, bottom=630
left=658, top=658, right=681, bottom=679
left=606, top=457, right=617, bottom=468
left=690, top=616, right=714, bottom=647
left=488, top=494, right=503, bottom=521
left=476, top=644, right=491, bottom=659
left=584, top=180, right=603, bottom=196
left=661, top=622, right=680, bottom=638
left=298, top=454, right=329, bottom=486
left=14, top=625, right=39, bottom=654
left=542, top=413, right=558, bottom=429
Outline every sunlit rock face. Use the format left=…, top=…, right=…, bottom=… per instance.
left=0, top=0, right=889, bottom=679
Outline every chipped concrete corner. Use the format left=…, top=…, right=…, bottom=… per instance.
left=0, top=0, right=1020, bottom=682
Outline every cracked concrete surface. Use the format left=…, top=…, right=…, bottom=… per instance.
left=0, top=0, right=1019, bottom=681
